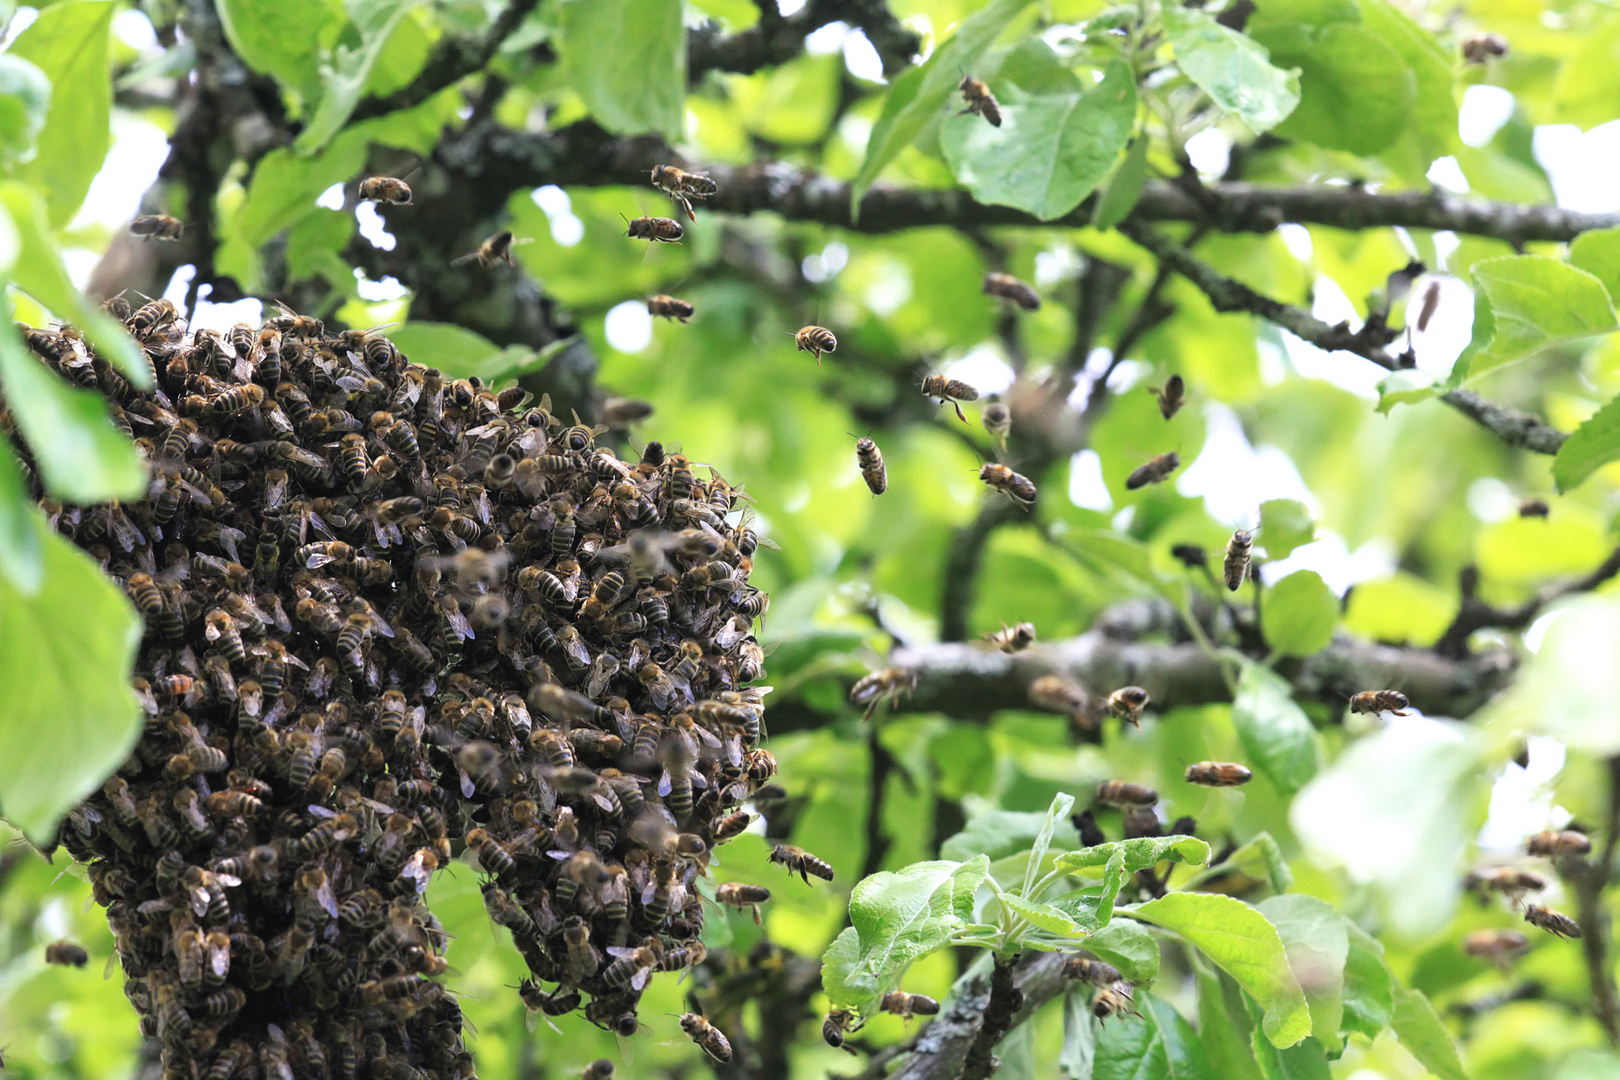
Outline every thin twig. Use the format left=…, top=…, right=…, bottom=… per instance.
left=1434, top=546, right=1620, bottom=657
left=349, top=0, right=542, bottom=123
left=1569, top=755, right=1620, bottom=1046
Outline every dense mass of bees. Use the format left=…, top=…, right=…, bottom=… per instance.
left=8, top=290, right=785, bottom=1078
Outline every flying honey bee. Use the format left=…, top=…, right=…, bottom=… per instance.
left=44, top=941, right=89, bottom=967
left=714, top=882, right=770, bottom=923
left=1097, top=780, right=1158, bottom=807
left=680, top=1013, right=732, bottom=1062
left=1527, top=829, right=1592, bottom=857
left=1185, top=762, right=1252, bottom=787
left=452, top=229, right=531, bottom=268
left=921, top=374, right=979, bottom=422
left=981, top=396, right=1011, bottom=456
left=647, top=295, right=694, bottom=322
left=1092, top=981, right=1139, bottom=1023
left=1415, top=280, right=1442, bottom=331
left=985, top=621, right=1035, bottom=652
left=1463, top=929, right=1529, bottom=969
left=358, top=176, right=413, bottom=205
left=982, top=272, right=1039, bottom=310
left=957, top=74, right=1002, bottom=126
left=1468, top=867, right=1547, bottom=906
left=649, top=164, right=717, bottom=220
left=1462, top=32, right=1509, bottom=64
left=792, top=325, right=837, bottom=364
left=769, top=844, right=835, bottom=883
left=1028, top=674, right=1087, bottom=715
left=1150, top=374, right=1185, bottom=419
left=880, top=991, right=941, bottom=1020
left=979, top=463, right=1036, bottom=508
left=1223, top=529, right=1252, bottom=590
left=855, top=435, right=887, bottom=495
left=130, top=215, right=184, bottom=241
left=1062, top=956, right=1122, bottom=985
left=1347, top=690, right=1410, bottom=717
left=849, top=666, right=917, bottom=717
left=1125, top=451, right=1179, bottom=490
left=625, top=215, right=684, bottom=243
left=1524, top=904, right=1581, bottom=939
left=1106, top=685, right=1149, bottom=727
left=823, top=1009, right=852, bottom=1048
left=1519, top=498, right=1550, bottom=519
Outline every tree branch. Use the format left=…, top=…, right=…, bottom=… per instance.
left=1438, top=389, right=1569, bottom=455
left=1567, top=755, right=1620, bottom=1046
left=958, top=955, right=1024, bottom=1080
left=1434, top=547, right=1620, bottom=658
left=348, top=0, right=543, bottom=124
left=767, top=602, right=1517, bottom=733
left=688, top=0, right=922, bottom=79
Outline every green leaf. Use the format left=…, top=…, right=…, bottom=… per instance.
left=942, top=806, right=1081, bottom=863
left=1256, top=896, right=1347, bottom=1053
left=1487, top=595, right=1620, bottom=755
left=1163, top=7, right=1300, bottom=134
left=1374, top=368, right=1444, bottom=415
left=1132, top=893, right=1310, bottom=1048
left=1263, top=570, right=1337, bottom=658
left=1554, top=393, right=1620, bottom=493
left=1291, top=718, right=1484, bottom=937
left=1249, top=1032, right=1331, bottom=1080
left=0, top=54, right=51, bottom=162
left=940, top=63, right=1136, bottom=221
left=1001, top=893, right=1081, bottom=938
left=216, top=0, right=339, bottom=99
left=820, top=926, right=881, bottom=1017
left=1258, top=23, right=1413, bottom=155
left=1222, top=833, right=1294, bottom=895
left=0, top=320, right=147, bottom=503
left=850, top=0, right=1036, bottom=218
left=1570, top=227, right=1620, bottom=307
left=1197, top=965, right=1264, bottom=1080
left=1231, top=662, right=1320, bottom=795
left=1356, top=0, right=1456, bottom=162
left=1025, top=791, right=1075, bottom=897
left=1257, top=499, right=1313, bottom=559
left=1339, top=921, right=1394, bottom=1041
left=0, top=437, right=42, bottom=594
left=0, top=505, right=142, bottom=844
left=559, top=0, right=685, bottom=142
left=233, top=133, right=371, bottom=251
left=1390, top=987, right=1466, bottom=1080
left=1092, top=134, right=1149, bottom=230
left=0, top=182, right=150, bottom=386
left=1057, top=835, right=1211, bottom=875
left=1084, top=918, right=1160, bottom=983
left=1061, top=989, right=1099, bottom=1079
left=1467, top=256, right=1617, bottom=379
left=848, top=856, right=990, bottom=981
left=294, top=0, right=417, bottom=153
left=9, top=0, right=114, bottom=226
left=1095, top=993, right=1215, bottom=1080
left=386, top=322, right=539, bottom=383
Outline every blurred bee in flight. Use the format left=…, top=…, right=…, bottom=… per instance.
left=358, top=176, right=413, bottom=205
left=957, top=74, right=1002, bottom=126
left=130, top=215, right=184, bottom=241
left=452, top=229, right=531, bottom=268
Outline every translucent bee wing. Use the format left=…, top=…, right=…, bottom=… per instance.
left=657, top=769, right=673, bottom=798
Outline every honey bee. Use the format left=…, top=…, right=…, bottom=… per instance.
left=1092, top=981, right=1139, bottom=1023
left=985, top=621, right=1035, bottom=652
left=1524, top=904, right=1581, bottom=939
left=1348, top=690, right=1410, bottom=717
left=560, top=916, right=597, bottom=987
left=982, top=272, right=1039, bottom=310
left=1223, top=529, right=1252, bottom=590
left=208, top=383, right=265, bottom=416
left=647, top=295, right=694, bottom=322
left=1185, top=761, right=1252, bottom=787
left=600, top=396, right=654, bottom=428
left=650, top=164, right=718, bottom=220
left=880, top=991, right=941, bottom=1020
left=854, top=435, right=887, bottom=495
left=1125, top=451, right=1180, bottom=490
left=792, top=325, right=837, bottom=364
left=358, top=176, right=413, bottom=204
left=1150, top=374, right=1185, bottom=419
left=625, top=215, right=684, bottom=243
left=466, top=828, right=515, bottom=876
left=44, top=940, right=89, bottom=967
left=130, top=214, right=184, bottom=241
left=1527, top=829, right=1592, bottom=857
left=600, top=945, right=658, bottom=992
left=921, top=374, right=979, bottom=422
left=1028, top=674, right=1087, bottom=715
left=1462, top=32, right=1509, bottom=64
left=128, top=298, right=178, bottom=338
left=1519, top=498, right=1550, bottom=519
left=979, top=462, right=1036, bottom=508
left=769, top=844, right=834, bottom=883
left=714, top=881, right=770, bottom=923
left=1469, top=867, right=1547, bottom=904
left=583, top=1061, right=615, bottom=1080
left=679, top=1013, right=732, bottom=1062
left=452, top=229, right=530, bottom=267
left=1097, top=780, right=1158, bottom=807
left=849, top=666, right=917, bottom=717
left=1463, top=929, right=1530, bottom=969
left=1062, top=955, right=1122, bottom=985
left=1416, top=280, right=1442, bottom=331
left=1106, top=685, right=1149, bottom=727
left=957, top=74, right=1002, bottom=126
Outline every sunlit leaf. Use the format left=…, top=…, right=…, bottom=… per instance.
left=847, top=856, right=989, bottom=981
left=1084, top=918, right=1160, bottom=983
left=0, top=437, right=41, bottom=594
left=1255, top=22, right=1413, bottom=156
left=1092, top=133, right=1149, bottom=229
left=1340, top=921, right=1394, bottom=1041
left=9, top=0, right=114, bottom=226
left=1390, top=987, right=1467, bottom=1080
left=1025, top=791, right=1075, bottom=896
left=0, top=54, right=51, bottom=163
left=1262, top=570, right=1337, bottom=658
left=1095, top=993, right=1217, bottom=1080
left=1062, top=989, right=1099, bottom=1078
left=1132, top=893, right=1311, bottom=1048
left=1001, top=893, right=1081, bottom=939
left=1554, top=393, right=1620, bottom=493
left=559, top=0, right=685, bottom=142
left=1466, top=256, right=1616, bottom=379
left=1257, top=895, right=1347, bottom=1052
left=1231, top=662, right=1320, bottom=794
left=850, top=0, right=1037, bottom=218
left=294, top=0, right=416, bottom=153
left=0, top=505, right=141, bottom=845
left=1056, top=836, right=1211, bottom=874
left=939, top=62, right=1136, bottom=221
left=1488, top=595, right=1620, bottom=756
left=820, top=925, right=881, bottom=1017
left=1569, top=227, right=1620, bottom=306
left=216, top=0, right=339, bottom=99
left=942, top=806, right=1081, bottom=863
left=1163, top=7, right=1300, bottom=134
left=1257, top=499, right=1313, bottom=559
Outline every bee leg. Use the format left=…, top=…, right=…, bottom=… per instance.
left=950, top=400, right=968, bottom=423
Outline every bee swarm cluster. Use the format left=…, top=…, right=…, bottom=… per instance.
left=10, top=300, right=776, bottom=1079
